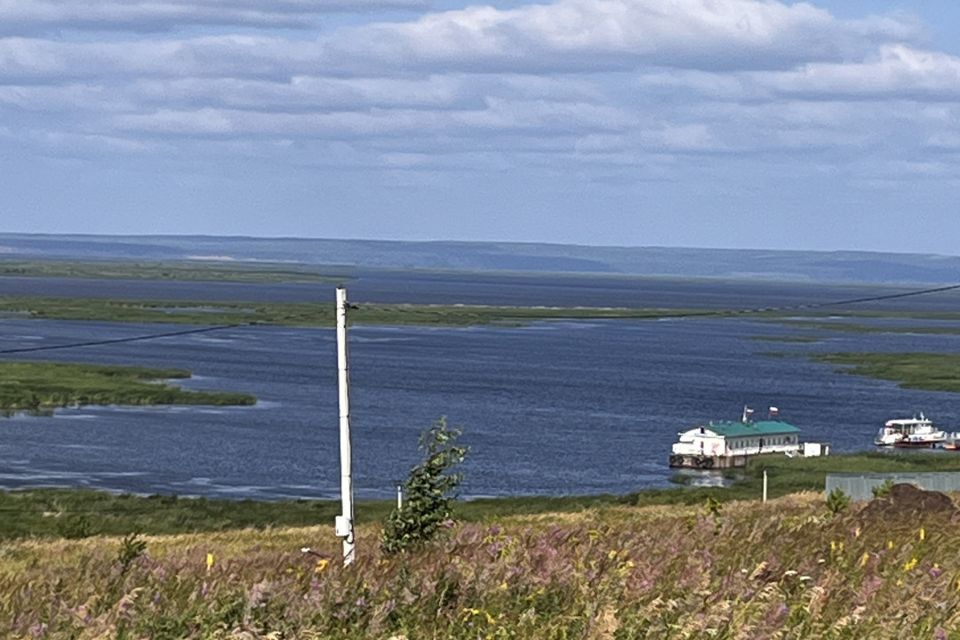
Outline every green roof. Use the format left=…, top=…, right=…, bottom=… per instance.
left=704, top=420, right=801, bottom=437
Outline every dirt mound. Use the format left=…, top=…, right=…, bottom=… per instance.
left=860, top=483, right=956, bottom=520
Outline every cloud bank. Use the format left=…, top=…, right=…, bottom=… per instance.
left=1, top=0, right=958, bottom=249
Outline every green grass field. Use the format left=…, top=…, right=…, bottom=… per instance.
left=0, top=361, right=255, bottom=412
left=5, top=453, right=960, bottom=541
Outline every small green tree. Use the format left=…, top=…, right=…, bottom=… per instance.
left=826, top=487, right=851, bottom=514
left=381, top=417, right=468, bottom=554
left=871, top=479, right=895, bottom=499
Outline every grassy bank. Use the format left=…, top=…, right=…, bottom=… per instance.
left=813, top=352, right=960, bottom=393
left=3, top=491, right=960, bottom=638
left=8, top=294, right=960, bottom=329
left=0, top=361, right=255, bottom=412
left=776, top=319, right=960, bottom=336
left=0, top=489, right=633, bottom=540
left=0, top=260, right=347, bottom=284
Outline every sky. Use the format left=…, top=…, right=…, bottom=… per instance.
left=1, top=0, right=959, bottom=253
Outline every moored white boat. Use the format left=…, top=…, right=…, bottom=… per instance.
left=875, top=413, right=947, bottom=448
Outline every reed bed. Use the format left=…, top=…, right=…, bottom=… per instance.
left=3, top=492, right=959, bottom=639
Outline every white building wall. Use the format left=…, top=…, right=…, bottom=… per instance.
left=672, top=429, right=801, bottom=457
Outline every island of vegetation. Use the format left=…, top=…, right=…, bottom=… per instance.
left=813, top=352, right=960, bottom=393
left=0, top=295, right=715, bottom=327
left=0, top=259, right=349, bottom=284
left=0, top=361, right=255, bottom=413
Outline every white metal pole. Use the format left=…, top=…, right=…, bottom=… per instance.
left=762, top=469, right=768, bottom=503
left=335, top=287, right=356, bottom=566
left=397, top=484, right=403, bottom=510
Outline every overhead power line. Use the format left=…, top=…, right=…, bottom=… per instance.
left=0, top=323, right=254, bottom=355
left=653, top=282, right=960, bottom=320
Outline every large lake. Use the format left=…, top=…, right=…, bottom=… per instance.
left=2, top=272, right=960, bottom=499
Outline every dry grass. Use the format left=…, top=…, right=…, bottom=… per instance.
left=2, top=493, right=959, bottom=639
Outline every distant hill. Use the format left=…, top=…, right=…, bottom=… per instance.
left=1, top=233, right=958, bottom=284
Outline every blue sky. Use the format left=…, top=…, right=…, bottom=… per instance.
left=1, top=0, right=959, bottom=253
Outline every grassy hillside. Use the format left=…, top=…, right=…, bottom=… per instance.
left=3, top=492, right=959, bottom=638
left=6, top=454, right=960, bottom=540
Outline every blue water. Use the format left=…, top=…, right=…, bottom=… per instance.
left=1, top=273, right=960, bottom=499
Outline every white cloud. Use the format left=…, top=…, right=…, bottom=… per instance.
left=751, top=45, right=960, bottom=98
left=0, top=0, right=925, bottom=84
left=0, top=0, right=953, bottom=184
left=0, top=0, right=426, bottom=34
left=328, top=0, right=920, bottom=73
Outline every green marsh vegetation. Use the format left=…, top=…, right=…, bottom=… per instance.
left=813, top=352, right=960, bottom=393
left=0, top=259, right=348, bottom=284
left=0, top=295, right=714, bottom=327
left=0, top=361, right=254, bottom=412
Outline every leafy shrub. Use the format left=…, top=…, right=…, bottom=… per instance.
left=381, top=417, right=468, bottom=554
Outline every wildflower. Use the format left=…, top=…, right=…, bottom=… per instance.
left=749, top=561, right=769, bottom=580
left=903, top=557, right=918, bottom=572
left=887, top=540, right=894, bottom=550
left=919, top=527, right=926, bottom=542
left=859, top=552, right=870, bottom=568
left=206, top=553, right=215, bottom=572
left=315, top=558, right=329, bottom=574
left=930, top=564, right=943, bottom=579
left=854, top=526, right=861, bottom=538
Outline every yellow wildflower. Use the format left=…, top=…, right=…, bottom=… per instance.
left=919, top=527, right=926, bottom=542
left=206, top=553, right=215, bottom=572
left=903, top=557, right=918, bottom=572
left=859, top=552, right=870, bottom=568
left=315, top=558, right=329, bottom=574
left=887, top=540, right=894, bottom=550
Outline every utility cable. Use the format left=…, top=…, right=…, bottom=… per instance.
left=647, top=282, right=960, bottom=320
left=0, top=323, right=254, bottom=355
